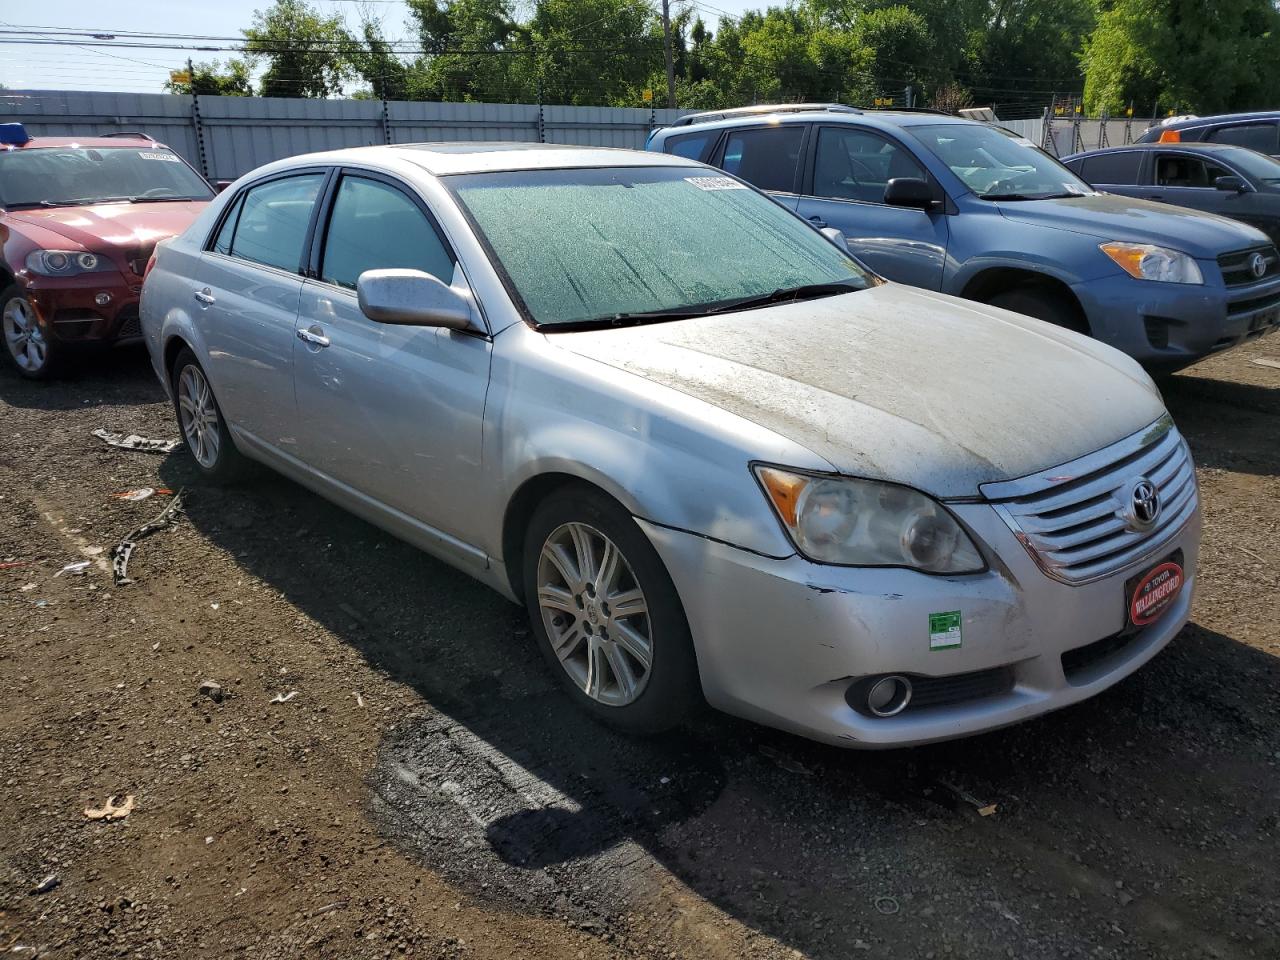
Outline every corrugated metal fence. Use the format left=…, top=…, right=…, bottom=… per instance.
left=0, top=90, right=691, bottom=180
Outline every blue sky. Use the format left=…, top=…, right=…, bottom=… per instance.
left=1, top=0, right=761, bottom=93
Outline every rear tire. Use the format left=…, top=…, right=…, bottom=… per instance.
left=2, top=286, right=62, bottom=380
left=522, top=484, right=701, bottom=735
left=170, top=347, right=249, bottom=484
left=986, top=285, right=1088, bottom=334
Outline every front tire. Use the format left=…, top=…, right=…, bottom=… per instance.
left=986, top=285, right=1088, bottom=335
left=523, top=485, right=701, bottom=734
left=2, top=286, right=61, bottom=379
left=170, top=348, right=249, bottom=483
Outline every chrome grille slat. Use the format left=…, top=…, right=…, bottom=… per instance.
left=987, top=420, right=1197, bottom=584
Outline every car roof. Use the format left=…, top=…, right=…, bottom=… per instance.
left=1064, top=142, right=1249, bottom=160
left=251, top=142, right=699, bottom=177
left=1151, top=111, right=1280, bottom=133
left=2, top=135, right=166, bottom=151
left=653, top=107, right=970, bottom=139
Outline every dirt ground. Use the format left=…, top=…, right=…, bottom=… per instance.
left=1, top=335, right=1277, bottom=960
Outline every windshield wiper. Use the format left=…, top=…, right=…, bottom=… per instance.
left=979, top=191, right=1082, bottom=201
left=597, top=282, right=861, bottom=327
left=128, top=195, right=205, bottom=203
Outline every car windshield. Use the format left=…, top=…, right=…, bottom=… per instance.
left=1215, top=147, right=1280, bottom=185
left=449, top=165, right=872, bottom=328
left=0, top=146, right=213, bottom=208
left=911, top=123, right=1095, bottom=200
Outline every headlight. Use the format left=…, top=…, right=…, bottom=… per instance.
left=754, top=466, right=985, bottom=573
left=25, top=250, right=112, bottom=276
left=1100, top=242, right=1203, bottom=284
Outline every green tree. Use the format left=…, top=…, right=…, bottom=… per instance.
left=404, top=0, right=526, bottom=102
left=852, top=6, right=937, bottom=95
left=164, top=59, right=255, bottom=97
left=347, top=16, right=409, bottom=101
left=244, top=0, right=354, bottom=98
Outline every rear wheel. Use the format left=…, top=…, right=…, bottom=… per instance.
left=986, top=285, right=1088, bottom=335
left=2, top=286, right=61, bottom=379
left=170, top=348, right=249, bottom=483
left=523, top=485, right=701, bottom=734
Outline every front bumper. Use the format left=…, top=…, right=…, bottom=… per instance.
left=639, top=498, right=1201, bottom=748
left=1072, top=270, right=1280, bottom=368
left=22, top=272, right=144, bottom=346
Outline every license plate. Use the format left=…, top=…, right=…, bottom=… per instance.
left=1125, top=551, right=1184, bottom=628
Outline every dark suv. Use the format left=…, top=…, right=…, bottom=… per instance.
left=647, top=105, right=1280, bottom=369
left=1137, top=112, right=1280, bottom=158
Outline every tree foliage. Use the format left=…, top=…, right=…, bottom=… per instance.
left=164, top=60, right=255, bottom=97
left=244, top=0, right=353, bottom=98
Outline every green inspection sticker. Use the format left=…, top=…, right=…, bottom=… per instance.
left=929, top=611, right=962, bottom=650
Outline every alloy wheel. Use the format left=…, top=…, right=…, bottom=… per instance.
left=177, top=364, right=221, bottom=468
left=536, top=521, right=653, bottom=707
left=3, top=297, right=47, bottom=373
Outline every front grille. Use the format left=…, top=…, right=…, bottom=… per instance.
left=983, top=418, right=1197, bottom=584
left=1062, top=631, right=1140, bottom=682
left=1218, top=245, right=1279, bottom=286
left=905, top=667, right=1013, bottom=711
left=115, top=305, right=141, bottom=340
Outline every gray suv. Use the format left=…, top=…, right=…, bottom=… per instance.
left=647, top=105, right=1280, bottom=369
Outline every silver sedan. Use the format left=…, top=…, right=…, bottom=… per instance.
left=141, top=143, right=1201, bottom=747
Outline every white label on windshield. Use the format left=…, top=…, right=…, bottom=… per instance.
left=1063, top=183, right=1088, bottom=194
left=1013, top=137, right=1035, bottom=147
left=139, top=151, right=181, bottom=162
left=685, top=176, right=745, bottom=191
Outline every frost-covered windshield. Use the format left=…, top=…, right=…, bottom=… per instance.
left=450, top=166, right=871, bottom=327
left=912, top=123, right=1095, bottom=201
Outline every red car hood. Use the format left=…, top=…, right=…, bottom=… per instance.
left=9, top=200, right=205, bottom=253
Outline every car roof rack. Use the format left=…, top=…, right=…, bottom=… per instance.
left=668, top=103, right=861, bottom=128
left=100, top=131, right=157, bottom=142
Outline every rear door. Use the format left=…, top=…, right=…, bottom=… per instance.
left=709, top=124, right=807, bottom=210
left=194, top=170, right=327, bottom=450
left=1073, top=150, right=1147, bottom=199
left=795, top=124, right=948, bottom=289
left=292, top=169, right=491, bottom=551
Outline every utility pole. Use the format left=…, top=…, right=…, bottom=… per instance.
left=661, top=0, right=676, bottom=109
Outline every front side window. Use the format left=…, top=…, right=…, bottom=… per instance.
left=1207, top=123, right=1279, bottom=154
left=223, top=174, right=324, bottom=273
left=320, top=176, right=454, bottom=290
left=1078, top=151, right=1143, bottom=185
left=720, top=126, right=805, bottom=193
left=1155, top=154, right=1231, bottom=188
left=813, top=127, right=927, bottom=203
left=450, top=165, right=871, bottom=328
left=0, top=146, right=214, bottom=208
left=911, top=123, right=1094, bottom=200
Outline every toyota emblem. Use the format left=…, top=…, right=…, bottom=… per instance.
left=1127, top=478, right=1160, bottom=530
left=1249, top=251, right=1268, bottom=279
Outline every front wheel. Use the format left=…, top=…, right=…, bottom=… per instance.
left=170, top=348, right=249, bottom=483
left=986, top=285, right=1089, bottom=335
left=2, top=286, right=60, bottom=379
left=523, top=485, right=701, bottom=734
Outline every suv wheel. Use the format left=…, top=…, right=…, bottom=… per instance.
left=986, top=285, right=1088, bottom=335
left=523, top=484, right=701, bottom=734
left=2, top=286, right=60, bottom=379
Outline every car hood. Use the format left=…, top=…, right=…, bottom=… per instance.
left=995, top=193, right=1270, bottom=256
left=551, top=284, right=1166, bottom=499
left=8, top=201, right=206, bottom=253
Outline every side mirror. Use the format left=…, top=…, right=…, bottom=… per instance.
left=1213, top=175, right=1249, bottom=193
left=356, top=269, right=473, bottom=330
left=214, top=180, right=233, bottom=194
left=820, top=226, right=850, bottom=253
left=883, top=177, right=937, bottom=209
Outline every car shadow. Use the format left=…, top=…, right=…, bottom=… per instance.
left=0, top=346, right=161, bottom=411
left=158, top=452, right=1280, bottom=959
left=1161, top=373, right=1278, bottom=477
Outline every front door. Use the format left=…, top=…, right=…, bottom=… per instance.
left=796, top=125, right=948, bottom=289
left=292, top=171, right=491, bottom=548
left=195, top=171, right=326, bottom=450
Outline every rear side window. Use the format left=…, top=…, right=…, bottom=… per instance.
left=320, top=176, right=454, bottom=290
left=1207, top=123, right=1279, bottom=153
left=221, top=173, right=324, bottom=273
left=211, top=193, right=244, bottom=255
left=663, top=131, right=716, bottom=162
left=1078, top=151, right=1143, bottom=185
left=720, top=126, right=804, bottom=193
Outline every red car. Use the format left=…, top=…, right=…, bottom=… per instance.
left=1, top=123, right=213, bottom=378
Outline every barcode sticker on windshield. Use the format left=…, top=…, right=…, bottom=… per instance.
left=139, top=151, right=181, bottom=162
left=685, top=176, right=745, bottom=191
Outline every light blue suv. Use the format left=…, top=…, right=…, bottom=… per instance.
left=647, top=105, right=1280, bottom=369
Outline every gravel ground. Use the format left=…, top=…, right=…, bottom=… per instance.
left=0, top=337, right=1277, bottom=959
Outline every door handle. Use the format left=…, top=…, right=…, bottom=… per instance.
left=807, top=215, right=828, bottom=228
left=193, top=288, right=215, bottom=306
left=296, top=327, right=330, bottom=348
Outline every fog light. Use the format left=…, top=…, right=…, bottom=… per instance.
left=866, top=675, right=912, bottom=717
left=95, top=292, right=112, bottom=306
